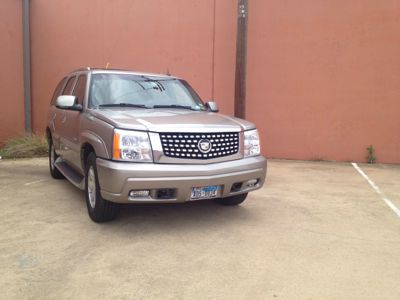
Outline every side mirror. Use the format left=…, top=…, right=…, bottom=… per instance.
left=56, top=95, right=82, bottom=111
left=205, top=101, right=219, bottom=112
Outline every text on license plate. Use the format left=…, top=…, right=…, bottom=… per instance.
left=190, top=185, right=220, bottom=200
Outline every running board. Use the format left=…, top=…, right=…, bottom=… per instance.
left=55, top=159, right=85, bottom=190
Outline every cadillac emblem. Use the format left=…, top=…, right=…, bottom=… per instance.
left=198, top=139, right=212, bottom=153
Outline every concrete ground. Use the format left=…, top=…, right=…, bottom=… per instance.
left=1, top=158, right=400, bottom=300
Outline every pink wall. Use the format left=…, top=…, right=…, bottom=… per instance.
left=1, top=1, right=399, bottom=163
left=213, top=1, right=237, bottom=116
left=0, top=0, right=24, bottom=144
left=30, top=0, right=237, bottom=134
left=247, top=0, right=400, bottom=163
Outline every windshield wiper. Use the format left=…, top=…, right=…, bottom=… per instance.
left=153, top=104, right=196, bottom=110
left=99, top=103, right=149, bottom=109
left=140, top=76, right=167, bottom=91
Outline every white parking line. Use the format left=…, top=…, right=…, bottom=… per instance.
left=352, top=162, right=400, bottom=218
left=24, top=179, right=46, bottom=186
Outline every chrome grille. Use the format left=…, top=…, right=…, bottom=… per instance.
left=159, top=132, right=240, bottom=159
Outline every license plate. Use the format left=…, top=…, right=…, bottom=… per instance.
left=190, top=185, right=220, bottom=200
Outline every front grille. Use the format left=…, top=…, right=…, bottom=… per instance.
left=159, top=132, right=240, bottom=159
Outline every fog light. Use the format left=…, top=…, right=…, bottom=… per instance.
left=245, top=179, right=259, bottom=188
left=230, top=182, right=243, bottom=192
left=129, top=190, right=150, bottom=198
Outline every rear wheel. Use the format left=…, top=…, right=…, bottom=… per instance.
left=49, top=139, right=64, bottom=179
left=85, top=153, right=119, bottom=222
left=214, top=193, right=248, bottom=206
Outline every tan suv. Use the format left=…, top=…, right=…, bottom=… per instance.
left=46, top=68, right=267, bottom=222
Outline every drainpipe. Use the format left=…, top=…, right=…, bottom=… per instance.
left=22, top=0, right=32, bottom=135
left=234, top=0, right=248, bottom=119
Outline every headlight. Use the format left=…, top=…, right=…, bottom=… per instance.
left=113, top=129, right=153, bottom=162
left=244, top=129, right=260, bottom=157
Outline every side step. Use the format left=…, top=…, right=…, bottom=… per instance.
left=55, top=159, right=85, bottom=190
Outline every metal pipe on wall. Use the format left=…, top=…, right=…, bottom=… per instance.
left=234, top=0, right=248, bottom=119
left=22, top=0, right=32, bottom=135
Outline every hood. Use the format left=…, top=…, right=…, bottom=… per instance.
left=89, top=108, right=255, bottom=133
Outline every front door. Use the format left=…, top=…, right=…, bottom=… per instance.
left=63, top=74, right=87, bottom=172
left=55, top=75, right=77, bottom=160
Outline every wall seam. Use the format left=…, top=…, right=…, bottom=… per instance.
left=211, top=0, right=216, bottom=99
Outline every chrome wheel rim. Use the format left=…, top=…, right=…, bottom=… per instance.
left=50, top=144, right=55, bottom=170
left=88, top=167, right=96, bottom=208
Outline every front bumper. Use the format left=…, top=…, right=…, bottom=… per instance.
left=96, top=156, right=267, bottom=203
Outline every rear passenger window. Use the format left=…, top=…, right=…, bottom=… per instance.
left=62, top=76, right=77, bottom=95
left=73, top=75, right=87, bottom=105
left=50, top=77, right=66, bottom=105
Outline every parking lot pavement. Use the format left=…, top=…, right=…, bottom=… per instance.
left=1, top=158, right=400, bottom=299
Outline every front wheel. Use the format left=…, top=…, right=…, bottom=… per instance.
left=214, top=193, right=248, bottom=206
left=85, top=153, right=119, bottom=222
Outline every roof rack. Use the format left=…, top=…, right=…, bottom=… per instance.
left=68, top=67, right=177, bottom=78
left=70, top=67, right=91, bottom=73
left=70, top=67, right=138, bottom=73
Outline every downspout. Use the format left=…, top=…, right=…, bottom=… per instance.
left=234, top=0, right=248, bottom=119
left=22, top=0, right=32, bottom=135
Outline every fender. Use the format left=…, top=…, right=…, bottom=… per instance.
left=80, top=130, right=110, bottom=159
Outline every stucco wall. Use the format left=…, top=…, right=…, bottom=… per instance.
left=0, top=0, right=24, bottom=144
left=1, top=0, right=399, bottom=163
left=30, top=0, right=236, bottom=134
left=247, top=0, right=400, bottom=163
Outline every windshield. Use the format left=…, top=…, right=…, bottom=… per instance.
left=88, top=73, right=206, bottom=110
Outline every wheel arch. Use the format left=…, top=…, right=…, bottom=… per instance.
left=45, top=127, right=52, bottom=145
left=81, top=142, right=96, bottom=171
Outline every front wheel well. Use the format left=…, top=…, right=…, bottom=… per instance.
left=81, top=143, right=95, bottom=170
left=45, top=127, right=52, bottom=145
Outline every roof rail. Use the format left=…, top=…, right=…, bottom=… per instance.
left=70, top=67, right=91, bottom=73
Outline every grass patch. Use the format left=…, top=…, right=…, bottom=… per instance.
left=310, top=156, right=325, bottom=162
left=0, top=135, right=48, bottom=159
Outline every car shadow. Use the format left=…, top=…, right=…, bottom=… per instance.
left=101, top=200, right=255, bottom=234
left=50, top=179, right=256, bottom=234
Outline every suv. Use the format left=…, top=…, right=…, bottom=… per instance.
left=46, top=68, right=267, bottom=222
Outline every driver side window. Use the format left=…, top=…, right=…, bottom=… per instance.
left=62, top=76, right=77, bottom=95
left=50, top=77, right=66, bottom=105
left=72, top=75, right=87, bottom=105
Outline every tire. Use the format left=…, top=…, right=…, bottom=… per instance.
left=85, top=152, right=119, bottom=222
left=214, top=193, right=248, bottom=206
left=49, top=139, right=64, bottom=179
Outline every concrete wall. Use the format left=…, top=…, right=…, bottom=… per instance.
left=0, top=0, right=24, bottom=144
left=247, top=0, right=400, bottom=163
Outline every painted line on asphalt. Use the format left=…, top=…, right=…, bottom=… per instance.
left=352, top=162, right=400, bottom=218
left=24, top=179, right=46, bottom=186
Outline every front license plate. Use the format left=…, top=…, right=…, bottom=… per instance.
left=190, top=185, right=220, bottom=200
